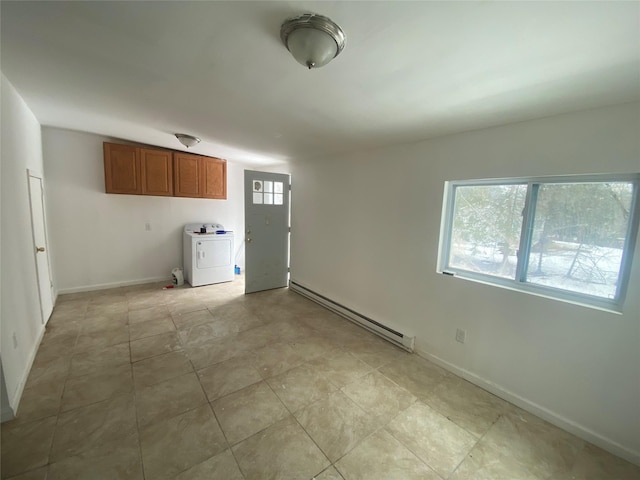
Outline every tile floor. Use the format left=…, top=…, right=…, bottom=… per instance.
left=1, top=277, right=639, bottom=480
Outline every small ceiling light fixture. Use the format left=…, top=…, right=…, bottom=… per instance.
left=175, top=133, right=201, bottom=148
left=280, top=13, right=346, bottom=69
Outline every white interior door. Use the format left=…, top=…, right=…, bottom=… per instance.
left=244, top=170, right=290, bottom=294
left=27, top=171, right=54, bottom=325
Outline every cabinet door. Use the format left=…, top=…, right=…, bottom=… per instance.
left=201, top=157, right=227, bottom=199
left=173, top=153, right=202, bottom=197
left=104, top=143, right=142, bottom=194
left=140, top=148, right=173, bottom=196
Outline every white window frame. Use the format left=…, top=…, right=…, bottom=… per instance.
left=437, top=173, right=640, bottom=313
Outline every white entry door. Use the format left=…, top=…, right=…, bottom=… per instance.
left=244, top=170, right=290, bottom=294
left=27, top=171, right=54, bottom=325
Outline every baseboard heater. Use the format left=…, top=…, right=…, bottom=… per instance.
left=289, top=280, right=415, bottom=352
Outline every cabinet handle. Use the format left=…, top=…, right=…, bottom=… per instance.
left=36, top=246, right=45, bottom=253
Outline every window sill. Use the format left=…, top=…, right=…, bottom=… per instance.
left=438, top=269, right=624, bottom=315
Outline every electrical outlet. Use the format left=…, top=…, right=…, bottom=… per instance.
left=455, top=328, right=466, bottom=344
left=12, top=332, right=18, bottom=349
left=145, top=222, right=152, bottom=231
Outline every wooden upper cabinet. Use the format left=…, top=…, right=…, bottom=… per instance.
left=140, top=148, right=173, bottom=196
left=201, top=156, right=227, bottom=199
left=105, top=142, right=226, bottom=199
left=174, top=153, right=202, bottom=197
left=104, top=143, right=142, bottom=194
left=174, top=153, right=227, bottom=199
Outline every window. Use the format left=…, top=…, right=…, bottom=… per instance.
left=438, top=174, right=640, bottom=311
left=253, top=179, right=284, bottom=205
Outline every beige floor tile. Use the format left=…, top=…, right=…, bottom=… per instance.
left=130, top=331, right=181, bottom=362
left=69, top=342, right=130, bottom=378
left=314, top=466, right=345, bottom=480
left=345, top=336, right=409, bottom=369
left=25, top=356, right=71, bottom=388
left=128, top=317, right=175, bottom=341
left=234, top=322, right=281, bottom=349
left=422, top=375, right=506, bottom=438
left=0, top=416, right=57, bottom=478
left=449, top=440, right=540, bottom=480
left=10, top=376, right=64, bottom=424
left=309, top=349, right=372, bottom=388
left=294, top=391, right=377, bottom=462
left=127, top=292, right=167, bottom=311
left=139, top=404, right=227, bottom=480
left=288, top=334, right=336, bottom=361
left=61, top=364, right=133, bottom=412
left=267, top=318, right=316, bottom=343
left=80, top=313, right=129, bottom=333
left=127, top=305, right=170, bottom=324
left=563, top=443, right=640, bottom=480
left=197, top=355, right=262, bottom=401
left=178, top=320, right=234, bottom=347
left=341, top=370, right=415, bottom=423
left=4, top=466, right=49, bottom=480
left=174, top=449, right=243, bottom=480
left=251, top=341, right=306, bottom=378
left=50, top=394, right=137, bottom=462
left=208, top=302, right=260, bottom=326
left=135, top=372, right=207, bottom=427
left=335, top=429, right=440, bottom=480
left=85, top=302, right=128, bottom=319
left=386, top=401, right=477, bottom=478
left=132, top=350, right=194, bottom=388
left=171, top=308, right=214, bottom=329
left=166, top=300, right=208, bottom=317
left=74, top=325, right=129, bottom=352
left=451, top=408, right=583, bottom=480
left=185, top=333, right=250, bottom=370
left=266, top=363, right=337, bottom=412
left=39, top=329, right=79, bottom=350
left=378, top=354, right=449, bottom=398
left=232, top=415, right=330, bottom=480
left=211, top=381, right=289, bottom=445
left=47, top=431, right=143, bottom=480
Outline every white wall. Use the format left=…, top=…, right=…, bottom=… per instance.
left=43, top=128, right=248, bottom=293
left=289, top=102, right=640, bottom=463
left=0, top=74, right=48, bottom=416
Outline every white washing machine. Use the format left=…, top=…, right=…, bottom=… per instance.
left=183, top=223, right=234, bottom=287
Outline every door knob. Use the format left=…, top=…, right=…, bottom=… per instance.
left=246, top=238, right=252, bottom=243
left=36, top=246, right=45, bottom=253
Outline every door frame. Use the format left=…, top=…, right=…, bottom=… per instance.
left=27, top=169, right=54, bottom=325
left=244, top=169, right=291, bottom=294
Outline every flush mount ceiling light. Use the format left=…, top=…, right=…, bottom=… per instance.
left=175, top=133, right=201, bottom=148
left=280, top=13, right=346, bottom=69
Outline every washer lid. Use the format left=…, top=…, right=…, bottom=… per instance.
left=184, top=223, right=225, bottom=233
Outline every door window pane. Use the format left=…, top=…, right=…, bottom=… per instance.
left=526, top=182, right=634, bottom=298
left=253, top=192, right=263, bottom=204
left=263, top=181, right=273, bottom=193
left=449, top=184, right=527, bottom=279
left=264, top=193, right=273, bottom=205
left=274, top=193, right=283, bottom=205
left=253, top=180, right=262, bottom=192
left=274, top=182, right=284, bottom=194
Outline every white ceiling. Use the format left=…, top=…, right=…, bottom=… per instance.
left=1, top=1, right=639, bottom=165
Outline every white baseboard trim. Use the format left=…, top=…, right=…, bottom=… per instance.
left=9, top=325, right=46, bottom=418
left=57, top=276, right=171, bottom=295
left=415, top=348, right=640, bottom=467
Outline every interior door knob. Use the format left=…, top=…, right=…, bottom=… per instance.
left=36, top=246, right=45, bottom=253
left=246, top=238, right=252, bottom=243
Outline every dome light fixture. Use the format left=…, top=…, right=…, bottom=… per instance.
left=280, top=13, right=346, bottom=69
left=175, top=133, right=201, bottom=148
